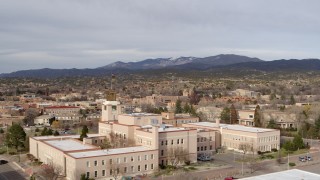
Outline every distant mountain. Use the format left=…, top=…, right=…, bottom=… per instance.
left=100, top=54, right=262, bottom=70
left=2, top=54, right=320, bottom=78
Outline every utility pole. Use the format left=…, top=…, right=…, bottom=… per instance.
left=287, top=153, right=289, bottom=170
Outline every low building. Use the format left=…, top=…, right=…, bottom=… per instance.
left=161, top=112, right=199, bottom=127
left=183, top=121, right=280, bottom=153
left=34, top=115, right=53, bottom=126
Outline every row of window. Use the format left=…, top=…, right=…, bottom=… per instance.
left=197, top=136, right=213, bottom=142
left=161, top=139, right=184, bottom=146
left=197, top=145, right=213, bottom=151
left=86, top=154, right=155, bottom=167
left=86, top=164, right=154, bottom=178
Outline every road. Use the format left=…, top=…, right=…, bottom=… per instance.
left=0, top=154, right=27, bottom=180
left=0, top=163, right=25, bottom=180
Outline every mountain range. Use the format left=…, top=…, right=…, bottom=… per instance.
left=1, top=54, right=320, bottom=78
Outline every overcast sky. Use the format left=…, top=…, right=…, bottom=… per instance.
left=1, top=0, right=320, bottom=73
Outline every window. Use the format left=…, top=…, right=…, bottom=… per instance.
left=205, top=146, right=207, bottom=151
left=151, top=164, right=154, bottom=170
left=201, top=146, right=203, bottom=151
left=131, top=156, right=134, bottom=162
left=145, top=155, right=148, bottom=160
left=138, top=156, right=141, bottom=161
left=161, top=150, right=164, bottom=156
left=86, top=172, right=90, bottom=178
left=110, top=169, right=112, bottom=175
left=161, top=141, right=164, bottom=146
left=197, top=147, right=199, bottom=151
left=151, top=154, right=154, bottom=159
left=95, top=140, right=98, bottom=144
left=138, top=165, right=141, bottom=171
left=210, top=145, right=212, bottom=150
left=109, top=159, right=113, bottom=164
left=94, top=171, right=97, bottom=178
left=209, top=136, right=212, bottom=141
left=124, top=134, right=126, bottom=139
left=124, top=157, right=127, bottom=163
left=197, top=138, right=199, bottom=142
left=102, top=170, right=105, bottom=176
left=124, top=167, right=127, bottom=173
left=171, top=140, right=174, bottom=145
left=165, top=140, right=168, bottom=145
left=131, top=166, right=134, bottom=172
left=94, top=160, right=97, bottom=166
left=102, top=160, right=105, bottom=165
left=177, top=139, right=179, bottom=144
left=86, top=161, right=90, bottom=167
left=145, top=164, right=148, bottom=170
left=181, top=139, right=184, bottom=144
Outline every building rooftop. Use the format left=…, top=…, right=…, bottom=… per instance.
left=158, top=127, right=190, bottom=132
left=241, top=169, right=320, bottom=180
left=68, top=146, right=153, bottom=158
left=45, top=106, right=79, bottom=109
left=121, top=113, right=161, bottom=117
left=45, top=139, right=97, bottom=152
left=187, top=122, right=276, bottom=133
left=32, top=134, right=102, bottom=140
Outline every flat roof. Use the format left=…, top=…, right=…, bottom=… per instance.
left=68, top=146, right=153, bottom=158
left=32, top=134, right=102, bottom=140
left=241, top=169, right=320, bottom=180
left=120, top=113, right=161, bottom=117
left=158, top=127, right=189, bottom=132
left=187, top=122, right=276, bottom=133
left=45, top=139, right=97, bottom=152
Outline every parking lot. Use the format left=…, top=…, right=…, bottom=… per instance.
left=0, top=163, right=25, bottom=180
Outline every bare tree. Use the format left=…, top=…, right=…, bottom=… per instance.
left=107, top=162, right=125, bottom=180
left=167, top=147, right=189, bottom=167
left=238, top=143, right=252, bottom=155
left=37, top=163, right=63, bottom=180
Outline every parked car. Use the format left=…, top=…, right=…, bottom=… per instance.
left=305, top=156, right=312, bottom=161
left=299, top=157, right=306, bottom=162
left=0, top=160, right=8, bottom=165
left=197, top=155, right=212, bottom=161
left=225, top=177, right=237, bottom=180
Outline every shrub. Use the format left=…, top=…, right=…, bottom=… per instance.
left=289, top=162, right=296, bottom=167
left=9, top=152, right=16, bottom=155
left=188, top=166, right=197, bottom=170
left=257, top=151, right=263, bottom=155
left=271, top=148, right=278, bottom=152
left=185, top=160, right=191, bottom=165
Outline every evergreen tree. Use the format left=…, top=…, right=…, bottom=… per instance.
left=80, top=125, right=89, bottom=141
left=47, top=128, right=53, bottom=135
left=53, top=130, right=60, bottom=136
left=292, top=135, right=304, bottom=150
left=5, top=123, right=26, bottom=150
left=290, top=95, right=296, bottom=105
left=175, top=99, right=183, bottom=114
left=230, top=104, right=238, bottom=124
left=220, top=107, right=230, bottom=124
left=267, top=119, right=277, bottom=129
left=190, top=105, right=197, bottom=116
left=253, top=105, right=262, bottom=127
left=183, top=103, right=191, bottom=113
left=41, top=127, right=48, bottom=136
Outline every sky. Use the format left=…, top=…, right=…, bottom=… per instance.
left=1, top=0, right=320, bottom=73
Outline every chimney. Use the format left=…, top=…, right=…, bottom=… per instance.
left=216, top=119, right=220, bottom=127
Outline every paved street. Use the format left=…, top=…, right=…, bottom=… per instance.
left=0, top=163, right=25, bottom=180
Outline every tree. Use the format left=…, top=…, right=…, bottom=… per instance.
left=220, top=107, right=230, bottom=124
left=175, top=99, right=183, bottom=114
left=0, top=128, right=4, bottom=134
left=41, top=127, right=48, bottom=136
left=253, top=105, right=262, bottom=127
left=283, top=140, right=294, bottom=152
left=47, top=129, right=53, bottom=135
left=292, top=135, right=304, bottom=150
left=290, top=95, right=296, bottom=105
left=23, top=108, right=39, bottom=126
left=80, top=125, right=89, bottom=141
left=230, top=104, right=238, bottom=124
left=183, top=103, right=191, bottom=113
left=38, top=163, right=63, bottom=180
left=267, top=119, right=278, bottom=129
left=51, top=121, right=60, bottom=129
left=167, top=147, right=189, bottom=167
left=53, top=130, right=59, bottom=136
left=5, top=123, right=26, bottom=150
left=49, top=117, right=56, bottom=126
left=238, top=143, right=252, bottom=155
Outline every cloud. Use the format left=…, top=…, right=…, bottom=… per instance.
left=0, top=0, right=320, bottom=73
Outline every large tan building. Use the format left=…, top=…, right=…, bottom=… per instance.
left=30, top=98, right=280, bottom=179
